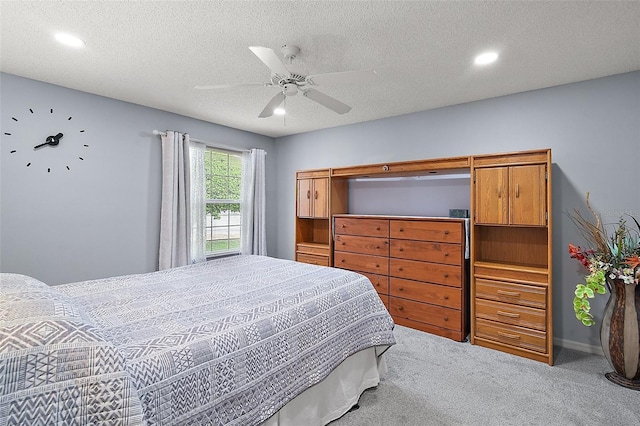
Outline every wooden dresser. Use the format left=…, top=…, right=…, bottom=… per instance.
left=333, top=215, right=469, bottom=341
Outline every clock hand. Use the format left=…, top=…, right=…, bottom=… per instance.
left=34, top=133, right=63, bottom=149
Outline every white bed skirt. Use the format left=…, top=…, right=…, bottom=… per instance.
left=263, top=346, right=388, bottom=426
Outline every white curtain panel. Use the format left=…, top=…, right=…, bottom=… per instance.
left=189, top=142, right=206, bottom=264
left=159, top=131, right=191, bottom=270
left=241, top=148, right=267, bottom=255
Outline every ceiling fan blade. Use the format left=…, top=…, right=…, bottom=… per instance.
left=194, top=82, right=271, bottom=90
left=249, top=46, right=290, bottom=77
left=258, top=92, right=286, bottom=118
left=302, top=89, right=351, bottom=114
left=306, top=69, right=378, bottom=86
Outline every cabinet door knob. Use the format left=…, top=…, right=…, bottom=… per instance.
left=306, top=190, right=310, bottom=199
left=314, top=190, right=318, bottom=199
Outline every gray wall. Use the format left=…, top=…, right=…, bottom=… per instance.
left=274, top=71, right=640, bottom=351
left=0, top=73, right=276, bottom=285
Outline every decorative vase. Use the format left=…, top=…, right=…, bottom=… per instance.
left=600, top=277, right=640, bottom=390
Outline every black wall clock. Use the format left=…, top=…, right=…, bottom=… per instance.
left=4, top=107, right=89, bottom=172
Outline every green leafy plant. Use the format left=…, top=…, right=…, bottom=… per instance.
left=569, top=194, right=640, bottom=326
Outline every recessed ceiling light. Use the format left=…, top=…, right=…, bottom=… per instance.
left=474, top=51, right=498, bottom=65
left=55, top=33, right=85, bottom=48
left=274, top=108, right=285, bottom=115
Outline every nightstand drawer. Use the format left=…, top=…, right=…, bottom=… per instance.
left=296, top=243, right=330, bottom=257
left=390, top=277, right=461, bottom=309
left=390, top=258, right=461, bottom=287
left=390, top=239, right=461, bottom=265
left=475, top=299, right=546, bottom=331
left=390, top=220, right=462, bottom=242
left=475, top=278, right=546, bottom=309
left=296, top=253, right=329, bottom=266
left=334, top=251, right=389, bottom=275
left=335, top=217, right=389, bottom=237
left=335, top=234, right=389, bottom=256
left=475, top=318, right=547, bottom=354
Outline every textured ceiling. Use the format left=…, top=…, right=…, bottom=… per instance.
left=1, top=1, right=639, bottom=138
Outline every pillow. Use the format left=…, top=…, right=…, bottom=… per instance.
left=0, top=273, right=146, bottom=425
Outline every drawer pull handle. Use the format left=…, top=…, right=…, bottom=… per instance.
left=497, top=311, right=520, bottom=318
left=398, top=287, right=404, bottom=292
left=376, top=227, right=380, bottom=230
left=497, top=331, right=521, bottom=340
left=444, top=230, right=450, bottom=235
left=443, top=273, right=449, bottom=278
left=376, top=245, right=380, bottom=249
left=314, top=190, right=319, bottom=199
left=443, top=295, right=449, bottom=300
left=375, top=264, right=380, bottom=268
left=398, top=267, right=403, bottom=271
left=398, top=306, right=404, bottom=311
left=497, top=290, right=521, bottom=297
left=341, top=242, right=345, bottom=245
left=399, top=247, right=404, bottom=252
left=399, top=228, right=404, bottom=232
left=444, top=252, right=449, bottom=257
left=306, top=190, right=310, bottom=199
left=341, top=259, right=345, bottom=263
left=444, top=317, right=448, bottom=322
left=342, top=224, right=346, bottom=228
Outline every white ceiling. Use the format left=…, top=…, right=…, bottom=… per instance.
left=1, top=1, right=639, bottom=138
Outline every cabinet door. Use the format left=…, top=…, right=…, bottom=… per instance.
left=509, top=165, right=546, bottom=226
left=297, top=178, right=312, bottom=217
left=475, top=167, right=508, bottom=224
left=312, top=178, right=329, bottom=218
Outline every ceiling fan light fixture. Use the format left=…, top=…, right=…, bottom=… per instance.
left=474, top=51, right=498, bottom=65
left=54, top=32, right=85, bottom=48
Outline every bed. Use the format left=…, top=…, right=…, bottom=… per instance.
left=0, top=255, right=395, bottom=425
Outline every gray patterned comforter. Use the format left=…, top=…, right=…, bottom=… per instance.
left=1, top=255, right=395, bottom=425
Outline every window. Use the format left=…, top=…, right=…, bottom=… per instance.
left=204, top=147, right=242, bottom=255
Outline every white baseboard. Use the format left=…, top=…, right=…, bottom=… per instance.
left=554, top=337, right=604, bottom=356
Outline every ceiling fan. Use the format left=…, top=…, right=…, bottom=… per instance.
left=195, top=44, right=377, bottom=118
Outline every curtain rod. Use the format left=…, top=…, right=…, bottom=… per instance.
left=152, top=129, right=250, bottom=153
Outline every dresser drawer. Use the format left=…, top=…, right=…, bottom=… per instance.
left=296, top=253, right=330, bottom=267
left=389, top=239, right=462, bottom=265
left=335, top=217, right=389, bottom=237
left=390, top=277, right=461, bottom=309
left=390, top=220, right=462, bottom=243
left=335, top=234, right=389, bottom=256
left=359, top=272, right=389, bottom=295
left=475, top=278, right=546, bottom=309
left=390, top=258, right=461, bottom=287
left=334, top=251, right=389, bottom=275
left=475, top=299, right=545, bottom=331
left=389, top=297, right=462, bottom=331
left=475, top=318, right=547, bottom=354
